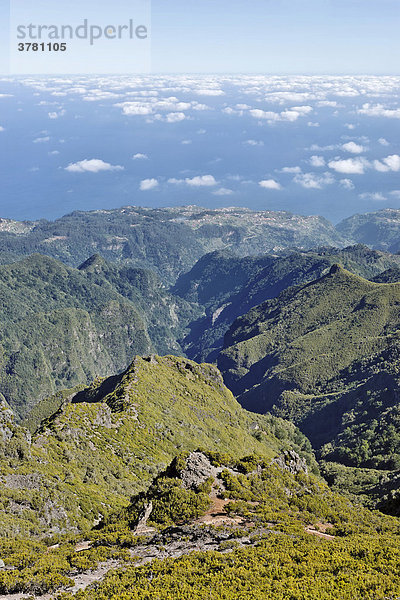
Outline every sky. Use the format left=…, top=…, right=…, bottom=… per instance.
left=0, top=2, right=399, bottom=224
left=151, top=0, right=400, bottom=74
left=1, top=0, right=400, bottom=74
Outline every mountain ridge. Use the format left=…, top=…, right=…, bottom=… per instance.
left=218, top=265, right=400, bottom=478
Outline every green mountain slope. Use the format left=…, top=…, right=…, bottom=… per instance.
left=0, top=254, right=199, bottom=418
left=0, top=355, right=315, bottom=539
left=336, top=208, right=400, bottom=252
left=19, top=450, right=399, bottom=600
left=0, top=206, right=348, bottom=283
left=373, top=267, right=400, bottom=283
left=175, top=245, right=400, bottom=362
left=218, top=265, right=400, bottom=475
left=1, top=444, right=399, bottom=598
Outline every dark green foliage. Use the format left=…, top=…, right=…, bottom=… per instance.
left=373, top=267, right=400, bottom=283
left=175, top=245, right=400, bottom=362
left=56, top=535, right=400, bottom=600
left=50, top=453, right=400, bottom=600
left=0, top=356, right=314, bottom=537
left=218, top=265, right=400, bottom=505
left=0, top=254, right=199, bottom=417
left=0, top=206, right=348, bottom=284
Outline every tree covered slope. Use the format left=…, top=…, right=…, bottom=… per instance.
left=336, top=208, right=400, bottom=253
left=0, top=206, right=348, bottom=283
left=218, top=265, right=400, bottom=473
left=175, top=245, right=400, bottom=362
left=0, top=254, right=199, bottom=418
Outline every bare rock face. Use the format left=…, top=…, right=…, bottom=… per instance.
left=0, top=398, right=15, bottom=442
left=180, top=452, right=218, bottom=490
left=273, top=450, right=308, bottom=475
left=134, top=501, right=154, bottom=534
left=4, top=473, right=41, bottom=490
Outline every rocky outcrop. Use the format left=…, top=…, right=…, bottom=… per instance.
left=180, top=452, right=219, bottom=490
left=273, top=451, right=308, bottom=475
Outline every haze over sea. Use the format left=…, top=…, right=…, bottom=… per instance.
left=1, top=74, right=400, bottom=223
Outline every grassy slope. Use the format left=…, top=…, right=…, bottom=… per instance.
left=17, top=451, right=399, bottom=600
left=176, top=245, right=400, bottom=362
left=0, top=356, right=314, bottom=538
left=218, top=265, right=400, bottom=474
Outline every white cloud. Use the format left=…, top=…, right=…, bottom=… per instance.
left=140, top=178, right=159, bottom=191
left=186, top=175, right=217, bottom=187
left=165, top=112, right=186, bottom=123
left=244, top=139, right=264, bottom=146
left=280, top=166, right=302, bottom=174
left=342, top=141, right=366, bottom=154
left=294, top=172, right=334, bottom=189
left=340, top=179, right=355, bottom=190
left=196, top=89, right=225, bottom=96
left=379, top=138, right=390, bottom=146
left=213, top=188, right=234, bottom=196
left=48, top=150, right=60, bottom=156
left=291, top=105, right=313, bottom=115
left=65, top=159, right=124, bottom=173
left=33, top=136, right=50, bottom=143
left=309, top=155, right=325, bottom=167
left=249, top=106, right=311, bottom=123
left=358, top=103, right=400, bottom=119
left=359, top=192, right=387, bottom=201
left=383, top=155, right=400, bottom=172
left=48, top=110, right=66, bottom=119
left=223, top=107, right=242, bottom=116
left=328, top=157, right=368, bottom=174
left=345, top=123, right=356, bottom=130
left=132, top=153, right=148, bottom=160
left=168, top=174, right=218, bottom=187
left=373, top=154, right=400, bottom=172
left=317, top=101, right=340, bottom=108
left=0, top=126, right=4, bottom=132
left=259, top=179, right=282, bottom=190
left=116, top=102, right=154, bottom=116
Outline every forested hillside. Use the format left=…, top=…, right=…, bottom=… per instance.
left=0, top=254, right=199, bottom=417
left=0, top=206, right=348, bottom=283
left=175, top=245, right=400, bottom=362
left=218, top=265, right=400, bottom=504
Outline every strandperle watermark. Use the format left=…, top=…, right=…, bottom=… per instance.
left=8, top=0, right=151, bottom=74
left=16, top=19, right=148, bottom=46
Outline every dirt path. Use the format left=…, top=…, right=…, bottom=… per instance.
left=305, top=523, right=335, bottom=540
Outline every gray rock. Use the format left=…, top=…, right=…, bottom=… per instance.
left=180, top=452, right=218, bottom=490
left=4, top=472, right=41, bottom=490
left=273, top=450, right=308, bottom=475
left=134, top=501, right=154, bottom=533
